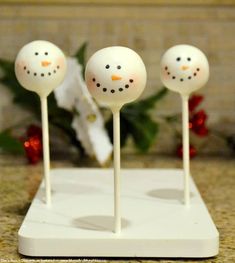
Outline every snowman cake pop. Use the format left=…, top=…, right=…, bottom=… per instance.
left=15, top=40, right=66, bottom=98
left=160, top=44, right=209, bottom=206
left=85, top=46, right=146, bottom=109
left=85, top=46, right=147, bottom=233
left=15, top=40, right=67, bottom=205
left=160, top=44, right=209, bottom=95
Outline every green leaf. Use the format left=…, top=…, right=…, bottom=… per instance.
left=0, top=132, right=24, bottom=154
left=105, top=88, right=168, bottom=151
left=74, top=42, right=88, bottom=78
left=0, top=58, right=15, bottom=75
left=0, top=58, right=41, bottom=117
left=105, top=116, right=130, bottom=147
left=123, top=112, right=159, bottom=152
left=130, top=87, right=168, bottom=111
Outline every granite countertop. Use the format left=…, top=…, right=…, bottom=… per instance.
left=0, top=154, right=234, bottom=262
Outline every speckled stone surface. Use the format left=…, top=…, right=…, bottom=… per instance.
left=0, top=154, right=234, bottom=262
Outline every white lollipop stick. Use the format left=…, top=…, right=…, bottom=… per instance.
left=182, top=94, right=190, bottom=206
left=41, top=97, right=51, bottom=205
left=112, top=107, right=121, bottom=233
left=15, top=40, right=67, bottom=205
left=160, top=44, right=209, bottom=206
left=85, top=46, right=146, bottom=233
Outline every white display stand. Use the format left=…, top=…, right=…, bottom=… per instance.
left=18, top=168, right=219, bottom=258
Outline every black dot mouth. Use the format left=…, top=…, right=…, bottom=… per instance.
left=92, top=77, right=134, bottom=94
left=165, top=66, right=200, bottom=82
left=23, top=65, right=60, bottom=77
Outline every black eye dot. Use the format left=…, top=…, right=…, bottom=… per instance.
left=117, top=65, right=121, bottom=69
left=103, top=88, right=107, bottom=92
left=105, top=65, right=110, bottom=69
left=180, top=78, right=184, bottom=82
left=96, top=83, right=100, bottom=87
left=92, top=78, right=96, bottom=82
left=119, top=88, right=123, bottom=92
left=129, top=79, right=134, bottom=83
left=165, top=66, right=168, bottom=70
left=35, top=52, right=38, bottom=56
left=187, top=57, right=191, bottom=61
left=125, top=84, right=129, bottom=88
left=45, top=52, right=48, bottom=55
left=111, top=89, right=115, bottom=93
left=172, top=76, right=176, bottom=79
left=24, top=66, right=26, bottom=70
left=197, top=68, right=200, bottom=71
left=167, top=72, right=170, bottom=75
left=57, top=65, right=60, bottom=69
left=41, top=73, right=44, bottom=77
left=48, top=72, right=51, bottom=76
left=53, top=70, right=56, bottom=73
left=194, top=73, right=197, bottom=76
left=27, top=70, right=30, bottom=74
left=34, top=73, right=37, bottom=76
left=176, top=57, right=181, bottom=61
left=188, top=76, right=192, bottom=79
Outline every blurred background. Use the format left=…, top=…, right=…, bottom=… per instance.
left=0, top=0, right=235, bottom=164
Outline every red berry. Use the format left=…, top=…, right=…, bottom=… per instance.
left=189, top=95, right=204, bottom=112
left=176, top=144, right=197, bottom=159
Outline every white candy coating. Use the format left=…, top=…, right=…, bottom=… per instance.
left=15, top=40, right=67, bottom=97
left=160, top=45, right=209, bottom=95
left=85, top=46, right=147, bottom=108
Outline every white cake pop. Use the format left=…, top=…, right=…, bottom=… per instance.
left=15, top=40, right=67, bottom=206
left=15, top=40, right=67, bottom=98
left=160, top=44, right=209, bottom=207
left=85, top=46, right=147, bottom=234
left=85, top=46, right=147, bottom=108
left=160, top=44, right=209, bottom=96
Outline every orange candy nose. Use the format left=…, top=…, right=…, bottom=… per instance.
left=41, top=61, right=51, bottom=67
left=111, top=74, right=122, bottom=81
left=181, top=65, right=189, bottom=70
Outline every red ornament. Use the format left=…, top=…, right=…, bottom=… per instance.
left=176, top=144, right=197, bottom=159
left=23, top=125, right=42, bottom=164
left=190, top=110, right=209, bottom=137
left=176, top=94, right=209, bottom=158
left=188, top=95, right=204, bottom=112
left=27, top=124, right=42, bottom=139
